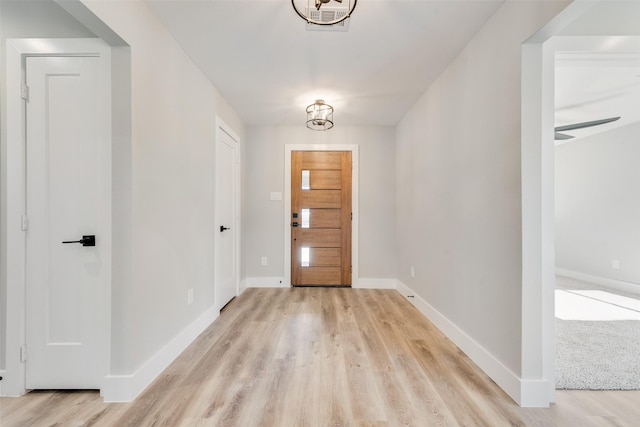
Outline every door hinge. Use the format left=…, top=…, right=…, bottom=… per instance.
left=21, top=214, right=29, bottom=231
left=20, top=344, right=27, bottom=362
left=21, top=84, right=29, bottom=102
left=350, top=212, right=353, bottom=220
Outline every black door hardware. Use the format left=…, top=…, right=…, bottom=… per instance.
left=292, top=222, right=299, bottom=227
left=292, top=212, right=298, bottom=218
left=62, top=235, right=95, bottom=247
left=220, top=226, right=230, bottom=232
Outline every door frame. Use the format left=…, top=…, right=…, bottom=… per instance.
left=284, top=144, right=359, bottom=287
left=522, top=32, right=640, bottom=406
left=4, top=38, right=112, bottom=396
left=215, top=116, right=241, bottom=308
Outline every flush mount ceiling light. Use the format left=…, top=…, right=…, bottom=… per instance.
left=306, top=100, right=334, bottom=131
left=291, top=0, right=358, bottom=26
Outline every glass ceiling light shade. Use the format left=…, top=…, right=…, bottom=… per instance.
left=291, top=0, right=358, bottom=26
left=306, top=100, right=334, bottom=131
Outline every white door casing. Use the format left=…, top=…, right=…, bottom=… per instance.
left=4, top=39, right=112, bottom=395
left=284, top=145, right=359, bottom=287
left=215, top=118, right=240, bottom=310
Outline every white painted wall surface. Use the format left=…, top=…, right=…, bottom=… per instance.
left=77, top=0, right=245, bottom=377
left=0, top=0, right=97, bottom=378
left=556, top=122, right=640, bottom=287
left=243, top=126, right=396, bottom=282
left=395, top=0, right=568, bottom=382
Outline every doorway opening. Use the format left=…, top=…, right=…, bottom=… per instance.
left=553, top=50, right=640, bottom=391
left=521, top=2, right=640, bottom=405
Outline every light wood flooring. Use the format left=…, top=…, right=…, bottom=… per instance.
left=1, top=288, right=639, bottom=426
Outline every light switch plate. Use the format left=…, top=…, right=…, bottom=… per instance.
left=270, top=192, right=282, bottom=201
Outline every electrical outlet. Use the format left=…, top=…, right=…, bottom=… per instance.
left=410, top=266, right=415, bottom=278
left=612, top=259, right=620, bottom=269
left=187, top=289, right=194, bottom=306
left=261, top=257, right=268, bottom=266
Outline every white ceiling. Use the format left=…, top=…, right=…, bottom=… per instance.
left=552, top=0, right=640, bottom=142
left=555, top=53, right=640, bottom=141
left=146, top=0, right=504, bottom=126
left=145, top=0, right=640, bottom=137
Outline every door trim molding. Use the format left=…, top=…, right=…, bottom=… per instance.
left=215, top=116, right=241, bottom=309
left=284, top=144, right=359, bottom=287
left=4, top=38, right=112, bottom=397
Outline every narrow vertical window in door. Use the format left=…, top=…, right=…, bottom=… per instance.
left=291, top=151, right=352, bottom=286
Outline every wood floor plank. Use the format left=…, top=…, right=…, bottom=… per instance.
left=393, top=353, right=458, bottom=426
left=345, top=366, right=387, bottom=425
left=352, top=304, right=394, bottom=372
left=2, top=287, right=640, bottom=426
left=372, top=370, right=417, bottom=426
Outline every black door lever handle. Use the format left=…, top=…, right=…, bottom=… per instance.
left=220, top=226, right=230, bottom=232
left=62, top=235, right=96, bottom=247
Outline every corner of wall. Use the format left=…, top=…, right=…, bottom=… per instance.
left=239, top=278, right=248, bottom=294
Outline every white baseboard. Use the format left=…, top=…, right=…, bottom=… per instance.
left=239, top=278, right=248, bottom=294
left=102, top=305, right=219, bottom=402
left=245, top=277, right=396, bottom=289
left=556, top=268, right=640, bottom=296
left=395, top=281, right=539, bottom=406
left=245, top=277, right=287, bottom=288
left=519, top=379, right=553, bottom=408
left=353, top=278, right=397, bottom=289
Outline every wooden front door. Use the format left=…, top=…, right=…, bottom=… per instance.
left=291, top=151, right=352, bottom=286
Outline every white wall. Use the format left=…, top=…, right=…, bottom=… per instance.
left=1, top=0, right=244, bottom=396
left=78, top=0, right=245, bottom=379
left=555, top=121, right=640, bottom=287
left=243, top=126, right=396, bottom=283
left=395, top=0, right=568, bottom=397
left=0, top=0, right=97, bottom=377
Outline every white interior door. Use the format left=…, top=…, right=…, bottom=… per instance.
left=215, top=126, right=239, bottom=310
left=25, top=55, right=111, bottom=389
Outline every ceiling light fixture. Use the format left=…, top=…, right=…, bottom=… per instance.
left=306, top=100, right=334, bottom=131
left=291, top=0, right=358, bottom=26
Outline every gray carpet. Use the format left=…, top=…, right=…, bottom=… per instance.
left=556, top=319, right=640, bottom=390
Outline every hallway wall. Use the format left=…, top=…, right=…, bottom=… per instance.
left=395, top=0, right=569, bottom=401
left=79, top=0, right=245, bottom=381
